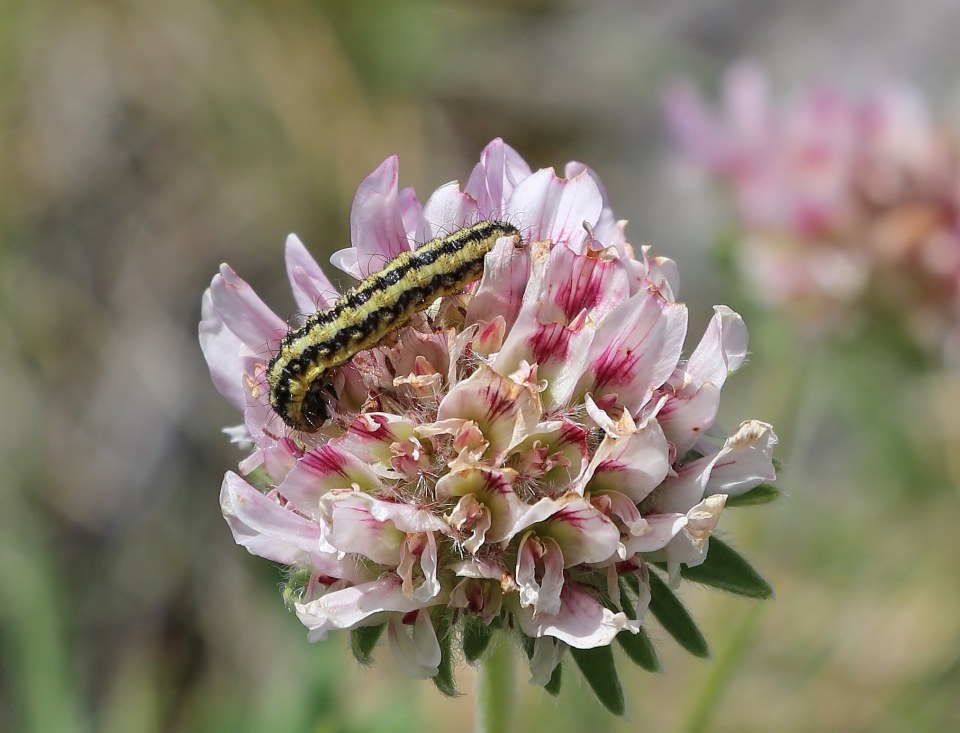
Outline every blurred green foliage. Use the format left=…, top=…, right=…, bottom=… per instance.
left=1, top=1, right=959, bottom=732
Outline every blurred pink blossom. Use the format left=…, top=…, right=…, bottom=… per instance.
left=664, top=64, right=960, bottom=359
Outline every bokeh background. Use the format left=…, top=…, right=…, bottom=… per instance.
left=3, top=1, right=960, bottom=731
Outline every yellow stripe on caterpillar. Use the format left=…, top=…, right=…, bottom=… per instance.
left=267, top=220, right=521, bottom=432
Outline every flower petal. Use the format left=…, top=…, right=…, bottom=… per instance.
left=285, top=233, right=339, bottom=313
left=220, top=472, right=320, bottom=565
left=207, top=264, right=287, bottom=352
left=415, top=180, right=480, bottom=241
left=517, top=533, right=565, bottom=617
left=331, top=413, right=417, bottom=475
left=387, top=610, right=441, bottom=680
left=507, top=167, right=604, bottom=249
left=436, top=364, right=542, bottom=461
left=704, top=420, right=779, bottom=497
left=580, top=416, right=671, bottom=503
left=465, top=137, right=533, bottom=215
left=511, top=495, right=621, bottom=567
left=199, top=288, right=246, bottom=411
left=575, top=288, right=688, bottom=413
left=466, top=234, right=531, bottom=331
left=337, top=155, right=416, bottom=278
left=686, top=306, right=749, bottom=385
left=295, top=577, right=440, bottom=641
left=514, top=583, right=637, bottom=649
left=621, top=512, right=688, bottom=555
left=657, top=495, right=727, bottom=579
left=495, top=243, right=632, bottom=409
left=435, top=465, right=526, bottom=545
left=322, top=491, right=449, bottom=566
left=279, top=444, right=385, bottom=518
left=528, top=637, right=565, bottom=687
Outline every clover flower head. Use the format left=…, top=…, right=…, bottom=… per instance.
left=664, top=63, right=960, bottom=361
left=200, top=138, right=778, bottom=706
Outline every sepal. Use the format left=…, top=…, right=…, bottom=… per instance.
left=648, top=572, right=710, bottom=658
left=570, top=645, right=625, bottom=716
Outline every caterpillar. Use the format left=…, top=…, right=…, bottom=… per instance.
left=267, top=220, right=521, bottom=432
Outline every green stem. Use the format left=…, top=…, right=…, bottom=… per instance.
left=475, top=635, right=515, bottom=733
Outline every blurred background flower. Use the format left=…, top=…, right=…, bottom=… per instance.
left=664, top=62, right=960, bottom=362
left=2, top=1, right=959, bottom=732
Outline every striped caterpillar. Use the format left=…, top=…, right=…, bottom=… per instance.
left=267, top=220, right=521, bottom=432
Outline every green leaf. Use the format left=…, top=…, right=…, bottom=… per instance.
left=617, top=626, right=660, bottom=673
left=349, top=624, right=384, bottom=666
left=679, top=536, right=774, bottom=599
left=462, top=618, right=495, bottom=663
left=616, top=577, right=660, bottom=672
left=724, top=483, right=780, bottom=507
left=431, top=609, right=458, bottom=697
left=570, top=645, right=625, bottom=715
left=648, top=572, right=710, bottom=658
left=544, top=659, right=562, bottom=696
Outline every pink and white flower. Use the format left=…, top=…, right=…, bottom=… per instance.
left=201, top=139, right=778, bottom=684
left=664, top=64, right=960, bottom=359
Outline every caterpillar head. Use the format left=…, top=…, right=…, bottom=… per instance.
left=268, top=358, right=337, bottom=433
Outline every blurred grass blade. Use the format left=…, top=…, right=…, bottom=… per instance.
left=682, top=604, right=766, bottom=733
left=649, top=572, right=710, bottom=658
left=570, top=645, right=625, bottom=715
left=679, top=536, right=774, bottom=599
left=725, top=484, right=780, bottom=507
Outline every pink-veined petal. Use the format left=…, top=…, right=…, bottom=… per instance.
left=330, top=413, right=417, bottom=475
left=514, top=583, right=637, bottom=649
left=466, top=234, right=532, bottom=331
left=511, top=495, right=621, bottom=567
left=279, top=444, right=385, bottom=518
left=436, top=364, right=542, bottom=461
left=436, top=465, right=526, bottom=545
left=322, top=492, right=449, bottom=566
left=576, top=288, right=688, bottom=413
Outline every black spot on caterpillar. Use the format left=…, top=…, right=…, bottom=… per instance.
left=267, top=220, right=521, bottom=432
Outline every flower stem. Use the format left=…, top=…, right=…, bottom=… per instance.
left=475, top=635, right=515, bottom=733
